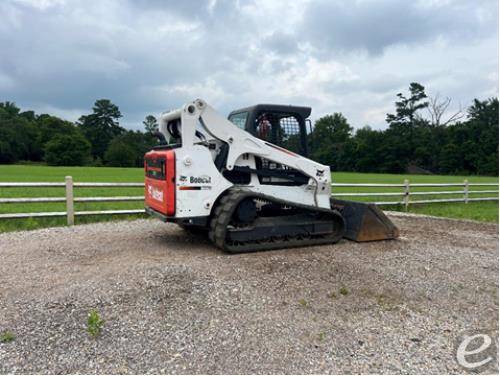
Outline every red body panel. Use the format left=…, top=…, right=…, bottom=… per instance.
left=144, top=150, right=175, bottom=216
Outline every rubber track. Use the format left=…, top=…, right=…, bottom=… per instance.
left=208, top=188, right=345, bottom=253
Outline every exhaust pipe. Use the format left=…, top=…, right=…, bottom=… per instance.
left=330, top=198, right=399, bottom=242
left=152, top=131, right=167, bottom=145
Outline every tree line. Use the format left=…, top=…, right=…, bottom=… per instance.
left=0, top=99, right=158, bottom=167
left=0, top=82, right=497, bottom=175
left=309, top=83, right=498, bottom=176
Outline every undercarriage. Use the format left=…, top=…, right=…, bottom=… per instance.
left=208, top=189, right=345, bottom=253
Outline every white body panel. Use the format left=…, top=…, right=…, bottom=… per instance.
left=174, top=146, right=232, bottom=217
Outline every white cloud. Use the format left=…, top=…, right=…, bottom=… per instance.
left=30, top=103, right=87, bottom=122
left=13, top=0, right=65, bottom=10
left=0, top=72, right=15, bottom=91
left=0, top=0, right=497, bottom=131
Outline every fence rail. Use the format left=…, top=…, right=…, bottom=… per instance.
left=0, top=182, right=143, bottom=187
left=0, top=176, right=146, bottom=223
left=331, top=182, right=499, bottom=187
left=0, top=176, right=498, bottom=224
left=331, top=179, right=498, bottom=208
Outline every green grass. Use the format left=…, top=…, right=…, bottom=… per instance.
left=0, top=330, right=15, bottom=343
left=339, top=287, right=349, bottom=296
left=0, top=165, right=497, bottom=233
left=87, top=309, right=104, bottom=338
left=0, top=164, right=144, bottom=182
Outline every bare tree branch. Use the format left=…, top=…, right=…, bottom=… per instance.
left=426, top=93, right=464, bottom=126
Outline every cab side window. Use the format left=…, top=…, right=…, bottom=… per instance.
left=228, top=112, right=248, bottom=130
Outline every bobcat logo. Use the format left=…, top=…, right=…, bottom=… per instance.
left=148, top=185, right=163, bottom=202
left=190, top=175, right=211, bottom=184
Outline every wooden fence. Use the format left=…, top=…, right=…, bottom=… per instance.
left=0, top=177, right=144, bottom=224
left=331, top=179, right=499, bottom=209
left=0, top=177, right=498, bottom=225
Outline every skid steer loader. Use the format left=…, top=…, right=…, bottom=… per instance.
left=144, top=99, right=398, bottom=253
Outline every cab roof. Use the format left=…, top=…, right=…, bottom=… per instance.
left=228, top=104, right=311, bottom=120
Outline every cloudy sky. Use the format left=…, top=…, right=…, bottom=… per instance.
left=0, top=0, right=498, bottom=130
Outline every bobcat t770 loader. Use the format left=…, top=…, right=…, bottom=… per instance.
left=144, top=99, right=398, bottom=252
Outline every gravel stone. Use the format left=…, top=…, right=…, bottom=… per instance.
left=0, top=214, right=498, bottom=374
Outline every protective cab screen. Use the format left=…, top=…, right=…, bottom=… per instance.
left=255, top=112, right=304, bottom=156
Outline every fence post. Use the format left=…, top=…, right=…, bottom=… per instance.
left=65, top=176, right=74, bottom=225
left=464, top=179, right=469, bottom=204
left=403, top=179, right=410, bottom=211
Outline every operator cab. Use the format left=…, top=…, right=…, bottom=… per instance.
left=228, top=104, right=312, bottom=158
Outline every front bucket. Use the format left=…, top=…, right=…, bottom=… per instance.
left=330, top=198, right=399, bottom=242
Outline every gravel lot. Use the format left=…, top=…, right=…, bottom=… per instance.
left=0, top=214, right=498, bottom=374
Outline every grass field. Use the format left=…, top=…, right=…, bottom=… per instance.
left=0, top=165, right=497, bottom=232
